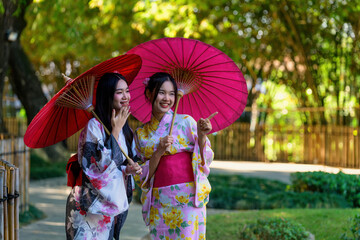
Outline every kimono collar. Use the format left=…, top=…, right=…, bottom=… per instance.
left=149, top=109, right=174, bottom=133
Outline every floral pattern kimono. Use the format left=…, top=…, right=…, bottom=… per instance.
left=134, top=110, right=214, bottom=240
left=65, top=118, right=134, bottom=240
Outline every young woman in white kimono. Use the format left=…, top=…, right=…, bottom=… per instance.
left=65, top=73, right=141, bottom=240
left=134, top=72, right=216, bottom=240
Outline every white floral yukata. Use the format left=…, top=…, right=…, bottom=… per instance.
left=65, top=118, right=135, bottom=240
left=134, top=110, right=214, bottom=240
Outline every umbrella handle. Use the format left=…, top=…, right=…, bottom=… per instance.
left=91, top=110, right=135, bottom=165
left=169, top=90, right=184, bottom=136
left=166, top=91, right=184, bottom=153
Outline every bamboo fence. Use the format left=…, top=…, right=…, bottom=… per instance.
left=0, top=160, right=20, bottom=240
left=64, top=114, right=360, bottom=169
left=0, top=134, right=29, bottom=214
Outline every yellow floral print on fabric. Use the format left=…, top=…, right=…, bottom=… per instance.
left=153, top=189, right=160, bottom=201
left=197, top=183, right=211, bottom=202
left=177, top=135, right=189, bottom=147
left=175, top=192, right=189, bottom=205
left=149, top=207, right=160, bottom=226
left=163, top=208, right=183, bottom=229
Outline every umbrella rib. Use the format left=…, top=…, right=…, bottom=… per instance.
left=41, top=106, right=64, bottom=146
left=193, top=90, right=226, bottom=130
left=201, top=80, right=249, bottom=95
left=52, top=107, right=66, bottom=144
left=198, top=74, right=245, bottom=83
left=185, top=41, right=198, bottom=69
left=189, top=52, right=225, bottom=71
left=165, top=38, right=182, bottom=67
left=195, top=60, right=236, bottom=71
left=73, top=107, right=80, bottom=130
left=191, top=90, right=213, bottom=120
left=186, top=45, right=212, bottom=72
left=198, top=86, right=244, bottom=113
left=198, top=70, right=241, bottom=74
left=137, top=63, right=166, bottom=71
left=183, top=94, right=192, bottom=119
left=139, top=43, right=178, bottom=69
left=66, top=107, right=69, bottom=138
left=181, top=38, right=185, bottom=67
left=187, top=92, right=201, bottom=123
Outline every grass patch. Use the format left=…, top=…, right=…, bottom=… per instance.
left=19, top=204, right=46, bottom=226
left=207, top=208, right=360, bottom=240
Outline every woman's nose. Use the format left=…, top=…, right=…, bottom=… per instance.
left=123, top=92, right=130, bottom=99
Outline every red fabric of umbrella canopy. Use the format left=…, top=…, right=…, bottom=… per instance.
left=127, top=37, right=248, bottom=133
left=24, top=54, right=142, bottom=148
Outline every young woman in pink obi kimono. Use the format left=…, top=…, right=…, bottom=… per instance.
left=134, top=72, right=215, bottom=240
left=65, top=73, right=141, bottom=240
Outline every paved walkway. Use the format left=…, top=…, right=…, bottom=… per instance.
left=19, top=161, right=360, bottom=239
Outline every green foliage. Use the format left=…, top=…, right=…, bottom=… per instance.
left=340, top=214, right=360, bottom=240
left=19, top=204, right=45, bottom=226
left=239, top=218, right=310, bottom=240
left=0, top=2, right=4, bottom=14
left=267, top=191, right=350, bottom=209
left=30, top=153, right=66, bottom=180
left=208, top=174, right=349, bottom=210
left=208, top=174, right=286, bottom=209
left=290, top=171, right=360, bottom=207
left=20, top=0, right=360, bottom=121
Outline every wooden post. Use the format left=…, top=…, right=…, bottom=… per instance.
left=24, top=147, right=30, bottom=212
left=7, top=166, right=15, bottom=240
left=2, top=164, right=8, bottom=240
left=0, top=167, right=5, bottom=240
left=14, top=168, right=19, bottom=240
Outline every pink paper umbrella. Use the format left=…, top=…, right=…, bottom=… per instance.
left=127, top=37, right=248, bottom=133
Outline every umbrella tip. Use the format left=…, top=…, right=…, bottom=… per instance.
left=62, top=73, right=72, bottom=83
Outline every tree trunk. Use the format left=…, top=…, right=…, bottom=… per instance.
left=5, top=0, right=46, bottom=122
left=9, top=43, right=48, bottom=122
left=3, top=0, right=69, bottom=162
left=0, top=0, right=18, bottom=133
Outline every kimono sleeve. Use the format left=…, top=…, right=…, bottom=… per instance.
left=81, top=119, right=128, bottom=216
left=185, top=115, right=214, bottom=207
left=133, top=129, right=153, bottom=226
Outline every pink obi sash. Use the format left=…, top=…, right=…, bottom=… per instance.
left=154, top=152, right=194, bottom=188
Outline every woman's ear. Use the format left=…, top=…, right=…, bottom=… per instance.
left=145, top=89, right=152, bottom=101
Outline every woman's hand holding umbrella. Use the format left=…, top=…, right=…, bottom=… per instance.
left=197, top=112, right=218, bottom=165
left=125, top=163, right=142, bottom=175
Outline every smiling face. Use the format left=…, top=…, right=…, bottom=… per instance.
left=151, top=80, right=175, bottom=120
left=112, top=79, right=130, bottom=111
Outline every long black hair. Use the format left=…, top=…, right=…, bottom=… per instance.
left=144, top=72, right=178, bottom=106
left=94, top=72, right=133, bottom=158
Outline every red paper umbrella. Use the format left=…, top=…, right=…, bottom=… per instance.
left=24, top=54, right=142, bottom=151
left=127, top=37, right=248, bottom=133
